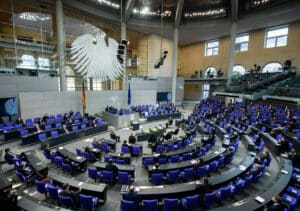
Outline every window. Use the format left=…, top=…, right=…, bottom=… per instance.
left=233, top=65, right=246, bottom=76
left=18, top=54, right=36, bottom=69
left=265, top=26, right=288, bottom=48
left=204, top=67, right=217, bottom=78
left=66, top=78, right=75, bottom=91
left=262, top=62, right=283, bottom=73
left=205, top=40, right=219, bottom=56
left=93, top=79, right=104, bottom=91
left=38, top=57, right=50, bottom=70
left=203, top=83, right=210, bottom=99
left=235, top=34, right=249, bottom=52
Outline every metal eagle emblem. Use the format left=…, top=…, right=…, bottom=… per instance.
left=71, top=32, right=124, bottom=80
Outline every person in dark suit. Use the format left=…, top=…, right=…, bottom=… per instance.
left=267, top=195, right=288, bottom=211
left=110, top=130, right=120, bottom=142
left=0, top=188, right=18, bottom=210
left=15, top=117, right=25, bottom=127
left=123, top=185, right=139, bottom=208
left=255, top=150, right=271, bottom=165
left=251, top=164, right=261, bottom=178
left=63, top=155, right=80, bottom=171
left=278, top=137, right=290, bottom=153
left=59, top=183, right=81, bottom=207
left=42, top=144, right=51, bottom=158
left=4, top=148, right=18, bottom=165
left=151, top=163, right=160, bottom=175
left=105, top=159, right=118, bottom=177
left=128, top=133, right=136, bottom=144
left=198, top=177, right=212, bottom=206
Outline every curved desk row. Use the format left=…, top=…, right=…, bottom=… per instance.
left=23, top=150, right=48, bottom=175
left=48, top=171, right=107, bottom=204
left=143, top=141, right=203, bottom=161
left=137, top=127, right=166, bottom=142
left=18, top=196, right=71, bottom=211
left=147, top=147, right=226, bottom=176
left=21, top=123, right=109, bottom=146
left=93, top=161, right=135, bottom=178
left=122, top=153, right=255, bottom=201
left=146, top=112, right=182, bottom=122
left=212, top=157, right=292, bottom=211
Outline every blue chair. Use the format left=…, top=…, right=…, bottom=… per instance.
left=121, top=199, right=135, bottom=211
left=16, top=170, right=36, bottom=184
left=50, top=130, right=58, bottom=137
left=38, top=133, right=47, bottom=141
left=121, top=145, right=130, bottom=154
left=62, top=162, right=73, bottom=174
left=217, top=185, right=232, bottom=201
left=182, top=194, right=199, bottom=210
left=35, top=180, right=48, bottom=198
left=156, top=145, right=165, bottom=153
left=59, top=195, right=75, bottom=208
left=181, top=153, right=190, bottom=161
left=42, top=150, right=50, bottom=160
left=142, top=199, right=158, bottom=211
left=217, top=156, right=225, bottom=168
left=144, top=158, right=154, bottom=168
left=208, top=160, right=218, bottom=173
left=170, top=155, right=180, bottom=163
left=80, top=194, right=98, bottom=209
left=204, top=192, right=216, bottom=208
left=167, top=170, right=180, bottom=183
left=285, top=186, right=300, bottom=203
left=75, top=148, right=82, bottom=156
left=281, top=193, right=297, bottom=211
left=15, top=124, right=22, bottom=129
left=253, top=171, right=263, bottom=182
left=55, top=122, right=62, bottom=128
left=97, top=119, right=103, bottom=126
left=151, top=173, right=163, bottom=185
left=158, top=157, right=167, bottom=164
left=243, top=175, right=253, bottom=189
left=71, top=126, right=78, bottom=131
left=55, top=156, right=63, bottom=168
left=166, top=144, right=174, bottom=152
left=181, top=168, right=194, bottom=181
left=101, top=142, right=111, bottom=152
left=116, top=159, right=126, bottom=165
left=47, top=184, right=60, bottom=201
left=50, top=151, right=56, bottom=163
left=102, top=170, right=114, bottom=184
left=196, top=165, right=208, bottom=178
left=82, top=151, right=96, bottom=162
left=163, top=198, right=178, bottom=211
left=118, top=171, right=131, bottom=185
left=81, top=124, right=86, bottom=129
left=132, top=146, right=142, bottom=156
left=104, top=155, right=112, bottom=162
left=20, top=129, right=29, bottom=137
left=92, top=142, right=99, bottom=149
left=88, top=167, right=101, bottom=182
left=45, top=124, right=52, bottom=130
left=231, top=179, right=245, bottom=195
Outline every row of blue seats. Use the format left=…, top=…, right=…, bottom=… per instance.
left=88, top=167, right=132, bottom=185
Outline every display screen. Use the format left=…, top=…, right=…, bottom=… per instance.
left=0, top=98, right=18, bottom=116
left=157, top=92, right=172, bottom=102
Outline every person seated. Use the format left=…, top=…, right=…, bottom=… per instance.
left=244, top=125, right=252, bottom=135
left=148, top=134, right=157, bottom=144
left=255, top=150, right=271, bottom=165
left=254, top=133, right=263, bottom=146
left=128, top=133, right=136, bottom=144
left=42, top=144, right=51, bottom=158
left=267, top=194, right=288, bottom=211
left=15, top=117, right=25, bottom=127
left=250, top=163, right=261, bottom=178
left=63, top=155, right=80, bottom=171
left=0, top=188, right=18, bottom=210
left=4, top=148, right=18, bottom=165
left=59, top=183, right=81, bottom=207
left=123, top=185, right=139, bottom=208
left=151, top=163, right=160, bottom=175
left=163, top=131, right=172, bottom=140
left=110, top=130, right=120, bottom=142
left=278, top=137, right=290, bottom=153
left=224, top=148, right=234, bottom=163
left=105, top=159, right=118, bottom=177
left=172, top=126, right=180, bottom=135
left=165, top=117, right=173, bottom=128
left=229, top=131, right=238, bottom=143
left=41, top=113, right=49, bottom=123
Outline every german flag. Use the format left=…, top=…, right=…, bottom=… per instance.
left=82, top=79, right=86, bottom=115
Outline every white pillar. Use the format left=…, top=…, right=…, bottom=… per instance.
left=227, top=22, right=237, bottom=86
left=121, top=22, right=127, bottom=91
left=171, top=28, right=179, bottom=105
left=56, top=0, right=67, bottom=91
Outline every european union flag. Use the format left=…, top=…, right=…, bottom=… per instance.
left=128, top=82, right=131, bottom=105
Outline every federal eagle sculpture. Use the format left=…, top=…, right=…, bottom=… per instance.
left=71, top=31, right=124, bottom=81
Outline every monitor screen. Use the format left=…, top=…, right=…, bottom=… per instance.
left=0, top=97, right=18, bottom=116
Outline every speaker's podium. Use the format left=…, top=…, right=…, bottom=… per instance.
left=131, top=121, right=140, bottom=131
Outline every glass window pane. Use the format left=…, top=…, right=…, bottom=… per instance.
left=207, top=41, right=219, bottom=48
left=240, top=43, right=248, bottom=51
left=18, top=54, right=36, bottom=69
left=267, top=27, right=288, bottom=38
left=266, top=38, right=276, bottom=48
left=67, top=78, right=75, bottom=91
left=206, top=48, right=212, bottom=56
left=262, top=62, right=283, bottom=73
left=236, top=35, right=249, bottom=43
left=276, top=36, right=287, bottom=47
left=213, top=47, right=218, bottom=55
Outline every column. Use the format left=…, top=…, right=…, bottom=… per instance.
left=226, top=22, right=237, bottom=86
left=171, top=28, right=179, bottom=105
left=121, top=21, right=127, bottom=91
left=56, top=0, right=67, bottom=91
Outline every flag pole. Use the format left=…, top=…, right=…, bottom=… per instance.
left=82, top=78, right=86, bottom=115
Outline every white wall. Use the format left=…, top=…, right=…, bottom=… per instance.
left=147, top=34, right=174, bottom=77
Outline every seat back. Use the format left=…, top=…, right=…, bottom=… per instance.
left=38, top=133, right=47, bottom=141
left=163, top=198, right=178, bottom=211
left=167, top=170, right=179, bottom=183
left=182, top=194, right=199, bottom=210
left=151, top=173, right=163, bottom=185
left=55, top=156, right=63, bottom=168
left=88, top=167, right=99, bottom=180
left=142, top=199, right=158, bottom=211
left=75, top=148, right=82, bottom=156
left=35, top=180, right=47, bottom=193
left=182, top=168, right=194, bottom=180
left=47, top=184, right=59, bottom=200
left=121, top=199, right=135, bottom=211
left=118, top=171, right=130, bottom=184
left=197, top=165, right=208, bottom=178
left=121, top=146, right=130, bottom=154
left=103, top=170, right=114, bottom=184
left=51, top=130, right=58, bottom=137
left=59, top=195, right=74, bottom=208
left=204, top=192, right=216, bottom=207
left=80, top=194, right=98, bottom=209
left=62, top=162, right=72, bottom=173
